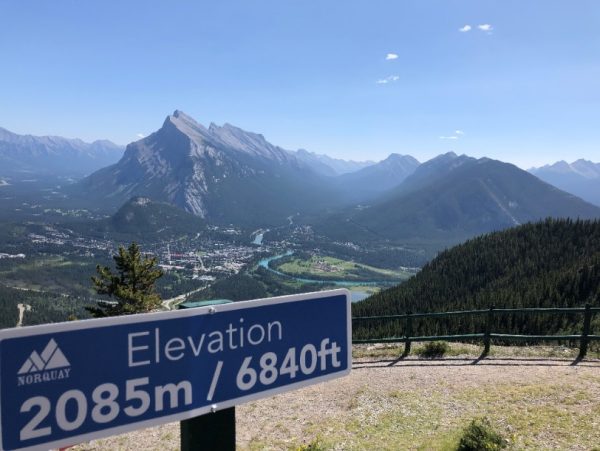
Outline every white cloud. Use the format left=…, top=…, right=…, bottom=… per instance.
left=385, top=53, right=399, bottom=60
left=136, top=133, right=145, bottom=139
left=459, top=25, right=472, bottom=32
left=376, top=75, right=400, bottom=84
left=440, top=130, right=465, bottom=140
left=478, top=24, right=493, bottom=32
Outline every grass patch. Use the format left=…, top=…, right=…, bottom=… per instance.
left=294, top=436, right=328, bottom=451
left=304, top=389, right=454, bottom=451
left=284, top=375, right=600, bottom=450
left=275, top=255, right=410, bottom=282
left=454, top=382, right=600, bottom=449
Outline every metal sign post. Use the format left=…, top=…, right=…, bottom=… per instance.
left=180, top=407, right=235, bottom=451
left=0, top=289, right=351, bottom=451
left=178, top=299, right=235, bottom=451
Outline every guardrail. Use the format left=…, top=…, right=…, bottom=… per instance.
left=352, top=304, right=600, bottom=360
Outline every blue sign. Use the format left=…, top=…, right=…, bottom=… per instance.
left=0, top=289, right=351, bottom=451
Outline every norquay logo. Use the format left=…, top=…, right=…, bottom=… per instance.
left=17, top=338, right=71, bottom=386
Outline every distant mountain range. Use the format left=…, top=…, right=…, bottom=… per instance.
left=530, top=160, right=600, bottom=207
left=0, top=127, right=123, bottom=177
left=75, top=111, right=426, bottom=225
left=316, top=152, right=600, bottom=245
left=4, top=112, right=599, bottom=248
left=293, top=148, right=375, bottom=176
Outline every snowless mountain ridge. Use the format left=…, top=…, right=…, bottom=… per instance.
left=530, top=159, right=600, bottom=179
left=0, top=126, right=123, bottom=176
left=529, top=159, right=600, bottom=207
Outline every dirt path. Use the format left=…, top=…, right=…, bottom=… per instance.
left=16, top=303, right=30, bottom=327
left=72, top=353, right=600, bottom=450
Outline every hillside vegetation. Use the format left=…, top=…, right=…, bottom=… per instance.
left=317, top=157, right=600, bottom=249
left=353, top=219, right=600, bottom=340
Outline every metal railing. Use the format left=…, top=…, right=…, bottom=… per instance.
left=352, top=304, right=600, bottom=360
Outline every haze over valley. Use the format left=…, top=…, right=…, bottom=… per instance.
left=1, top=111, right=599, bottom=326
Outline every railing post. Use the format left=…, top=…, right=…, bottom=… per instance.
left=578, top=303, right=592, bottom=360
left=402, top=312, right=412, bottom=357
left=483, top=305, right=495, bottom=356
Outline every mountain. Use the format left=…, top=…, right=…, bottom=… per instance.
left=353, top=219, right=600, bottom=339
left=389, top=152, right=472, bottom=195
left=77, top=111, right=341, bottom=226
left=64, top=197, right=207, bottom=241
left=0, top=127, right=123, bottom=177
left=530, top=159, right=600, bottom=207
left=293, top=148, right=375, bottom=176
left=316, top=155, right=600, bottom=246
left=334, top=153, right=420, bottom=202
left=108, top=197, right=206, bottom=237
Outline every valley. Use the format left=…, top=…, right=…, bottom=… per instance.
left=0, top=187, right=412, bottom=326
left=1, top=112, right=599, bottom=331
left=4, top=5, right=600, bottom=450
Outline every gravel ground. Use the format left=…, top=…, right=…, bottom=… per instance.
left=71, top=350, right=600, bottom=451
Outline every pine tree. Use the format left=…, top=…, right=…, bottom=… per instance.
left=88, top=242, right=163, bottom=317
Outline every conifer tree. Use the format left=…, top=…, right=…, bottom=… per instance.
left=88, top=242, right=163, bottom=317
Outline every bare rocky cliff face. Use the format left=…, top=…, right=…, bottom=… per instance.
left=78, top=111, right=339, bottom=226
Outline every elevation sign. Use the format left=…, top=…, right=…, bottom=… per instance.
left=0, top=289, right=351, bottom=451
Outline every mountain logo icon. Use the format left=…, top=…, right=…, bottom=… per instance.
left=18, top=338, right=70, bottom=374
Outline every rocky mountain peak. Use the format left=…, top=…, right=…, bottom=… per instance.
left=78, top=110, right=339, bottom=224
left=570, top=159, right=600, bottom=179
left=165, top=110, right=210, bottom=141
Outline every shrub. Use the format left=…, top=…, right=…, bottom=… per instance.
left=296, top=436, right=327, bottom=451
left=457, top=417, right=507, bottom=451
left=417, top=341, right=449, bottom=358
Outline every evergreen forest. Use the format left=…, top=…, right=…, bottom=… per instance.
left=353, top=219, right=600, bottom=342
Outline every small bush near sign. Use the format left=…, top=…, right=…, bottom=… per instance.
left=417, top=341, right=449, bottom=358
left=457, top=417, right=507, bottom=451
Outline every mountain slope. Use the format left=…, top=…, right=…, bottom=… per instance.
left=108, top=197, right=206, bottom=236
left=386, top=152, right=472, bottom=196
left=353, top=219, right=600, bottom=338
left=77, top=111, right=342, bottom=226
left=316, top=156, right=600, bottom=245
left=63, top=197, right=207, bottom=242
left=530, top=159, right=600, bottom=207
left=334, top=153, right=420, bottom=202
left=0, top=127, right=123, bottom=177
left=293, top=149, right=375, bottom=176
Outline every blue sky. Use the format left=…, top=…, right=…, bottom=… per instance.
left=1, top=1, right=599, bottom=168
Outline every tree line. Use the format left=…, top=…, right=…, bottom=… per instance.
left=352, top=219, right=600, bottom=341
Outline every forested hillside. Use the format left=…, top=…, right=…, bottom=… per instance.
left=353, top=219, right=600, bottom=339
left=0, top=284, right=94, bottom=329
